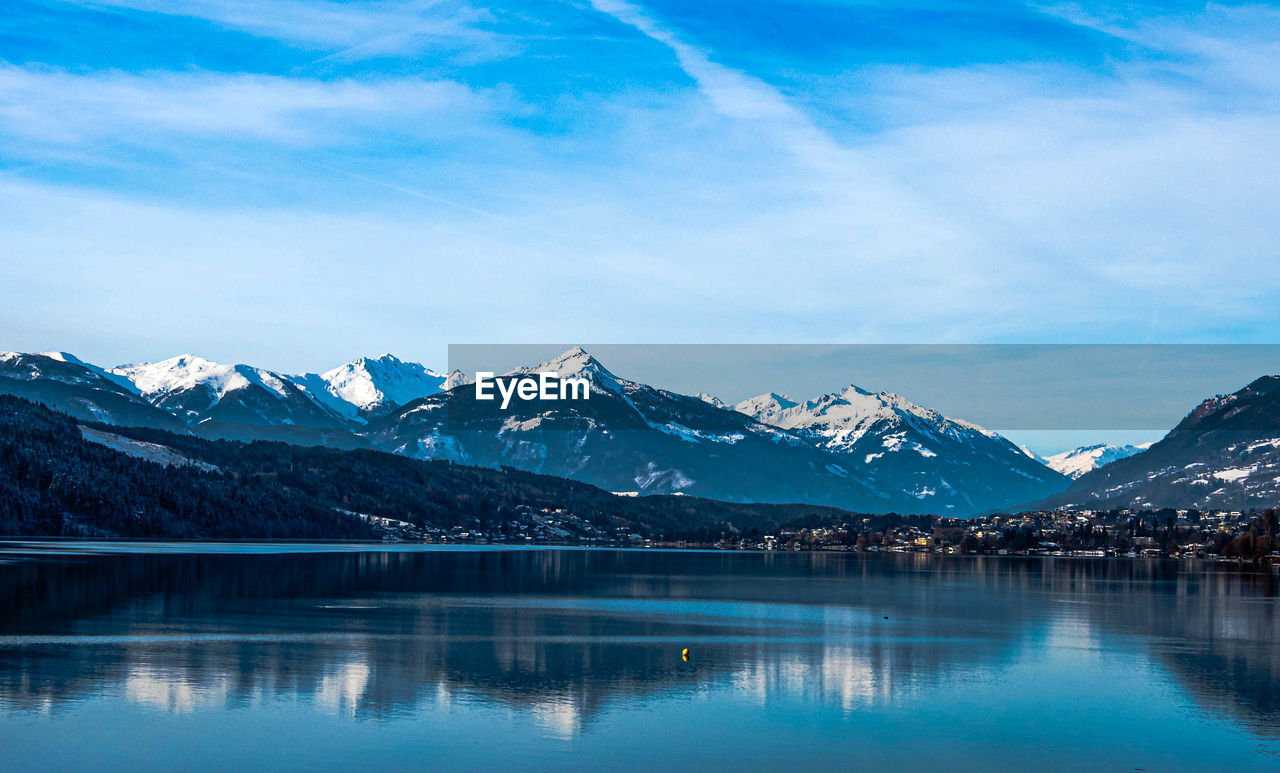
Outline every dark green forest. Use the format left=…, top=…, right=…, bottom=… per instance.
left=0, top=396, right=867, bottom=539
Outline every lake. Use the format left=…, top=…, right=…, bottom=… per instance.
left=0, top=544, right=1277, bottom=771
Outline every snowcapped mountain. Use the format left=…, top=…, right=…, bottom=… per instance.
left=737, top=384, right=988, bottom=449
left=361, top=347, right=1073, bottom=514
left=735, top=384, right=1068, bottom=513
left=114, top=355, right=290, bottom=402
left=35, top=351, right=139, bottom=393
left=363, top=347, right=907, bottom=509
left=1020, top=445, right=1046, bottom=463
left=2, top=350, right=450, bottom=446
left=1041, top=443, right=1153, bottom=479
left=108, top=355, right=355, bottom=442
left=1036, top=376, right=1280, bottom=512
left=0, top=351, right=186, bottom=430
left=697, top=393, right=728, bottom=410
left=440, top=369, right=472, bottom=390
left=291, top=354, right=448, bottom=418
left=0, top=345, right=1076, bottom=514
left=100, top=353, right=453, bottom=440
left=509, top=346, right=622, bottom=388
left=733, top=392, right=798, bottom=424
left=45, top=344, right=1272, bottom=515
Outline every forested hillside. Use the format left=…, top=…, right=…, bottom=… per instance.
left=0, top=396, right=867, bottom=539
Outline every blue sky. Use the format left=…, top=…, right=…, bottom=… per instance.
left=3, top=0, right=1280, bottom=376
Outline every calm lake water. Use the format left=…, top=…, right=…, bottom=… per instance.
left=0, top=544, right=1277, bottom=772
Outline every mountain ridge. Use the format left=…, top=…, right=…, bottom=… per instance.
left=1030, top=375, right=1280, bottom=511
left=1040, top=442, right=1154, bottom=479
left=22, top=345, right=1275, bottom=516
left=733, top=382, right=1065, bottom=513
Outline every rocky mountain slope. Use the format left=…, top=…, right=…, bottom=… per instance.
left=3, top=345, right=1159, bottom=515
left=363, top=348, right=905, bottom=511
left=734, top=384, right=1067, bottom=514
left=1034, top=376, right=1280, bottom=511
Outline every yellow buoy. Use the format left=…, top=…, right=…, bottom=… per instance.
left=681, top=647, right=690, bottom=662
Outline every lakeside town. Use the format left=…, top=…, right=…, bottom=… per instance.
left=361, top=504, right=1280, bottom=563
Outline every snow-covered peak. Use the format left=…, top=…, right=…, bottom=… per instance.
left=526, top=346, right=606, bottom=375
left=37, top=351, right=82, bottom=364
left=741, top=382, right=1002, bottom=451
left=441, top=369, right=473, bottom=391
left=748, top=384, right=922, bottom=428
left=312, top=354, right=445, bottom=412
left=111, top=355, right=289, bottom=400
left=513, top=347, right=623, bottom=391
left=777, top=385, right=919, bottom=437
left=1043, top=442, right=1153, bottom=479
left=697, top=392, right=728, bottom=410
left=1, top=350, right=134, bottom=392
left=733, top=392, right=798, bottom=424
left=37, top=351, right=140, bottom=393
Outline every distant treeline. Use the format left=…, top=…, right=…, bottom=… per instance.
left=0, top=396, right=882, bottom=540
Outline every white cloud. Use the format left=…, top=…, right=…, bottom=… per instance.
left=579, top=1, right=1280, bottom=337
left=588, top=0, right=843, bottom=169
left=60, top=0, right=499, bottom=59
left=0, top=65, right=486, bottom=144
left=4, top=0, right=1280, bottom=362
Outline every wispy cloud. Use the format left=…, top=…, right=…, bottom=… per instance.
left=3, top=0, right=1280, bottom=365
left=607, top=4, right=1280, bottom=346
left=0, top=65, right=488, bottom=144
left=59, top=0, right=501, bottom=58
left=1031, top=1, right=1280, bottom=98
left=588, top=0, right=844, bottom=169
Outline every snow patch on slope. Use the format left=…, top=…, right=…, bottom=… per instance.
left=80, top=426, right=218, bottom=471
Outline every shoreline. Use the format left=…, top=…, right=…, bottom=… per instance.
left=1, top=537, right=1276, bottom=568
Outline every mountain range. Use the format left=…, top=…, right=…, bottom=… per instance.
left=363, top=347, right=902, bottom=510
left=731, top=384, right=1062, bottom=513
left=5, top=346, right=1280, bottom=515
left=1023, top=443, right=1154, bottom=479
left=339, top=347, right=1067, bottom=514
left=0, top=350, right=458, bottom=447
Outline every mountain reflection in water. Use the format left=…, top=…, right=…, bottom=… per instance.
left=0, top=546, right=1277, bottom=772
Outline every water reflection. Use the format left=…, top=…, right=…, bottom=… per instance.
left=0, top=548, right=1276, bottom=744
